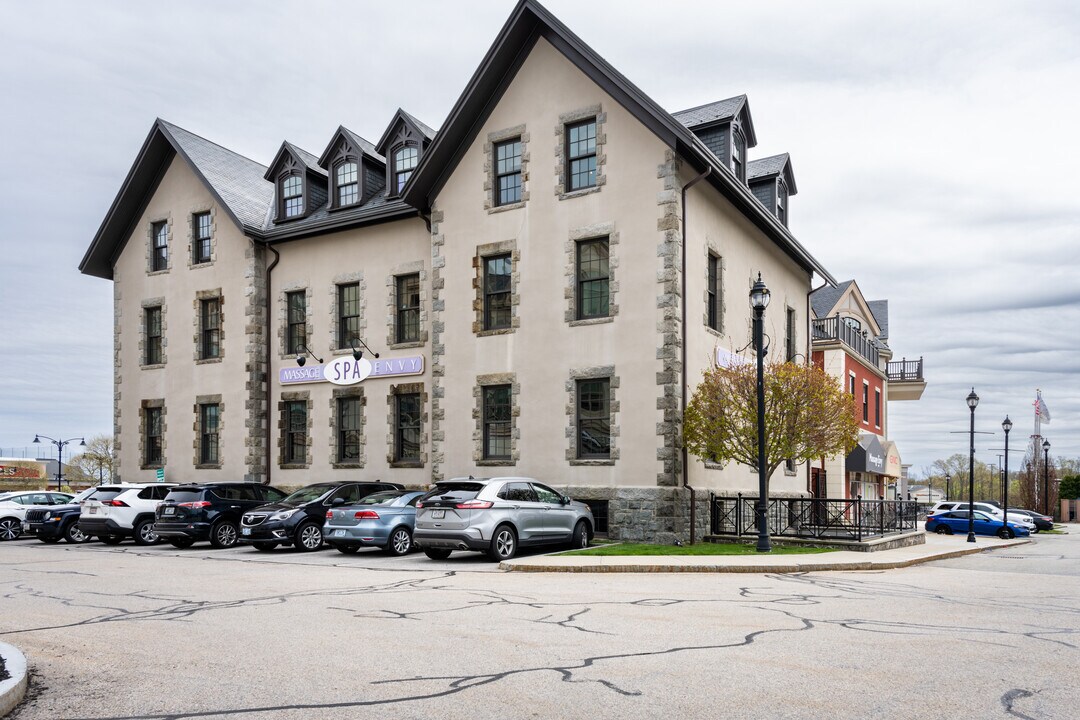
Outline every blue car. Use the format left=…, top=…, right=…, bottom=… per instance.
left=323, top=490, right=426, bottom=556
left=926, top=510, right=1030, bottom=539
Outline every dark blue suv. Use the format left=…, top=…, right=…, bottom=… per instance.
left=154, top=483, right=287, bottom=549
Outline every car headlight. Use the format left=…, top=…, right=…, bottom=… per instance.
left=270, top=509, right=299, bottom=521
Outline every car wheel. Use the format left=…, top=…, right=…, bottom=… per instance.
left=295, top=522, right=323, bottom=552
left=210, top=521, right=239, bottom=549
left=41, top=536, right=62, bottom=544
left=99, top=535, right=124, bottom=545
left=423, top=548, right=452, bottom=560
left=335, top=545, right=359, bottom=555
left=64, top=522, right=90, bottom=544
left=252, top=542, right=279, bottom=552
left=385, top=527, right=412, bottom=556
left=133, top=519, right=160, bottom=546
left=570, top=520, right=589, bottom=550
left=0, top=518, right=22, bottom=541
left=488, top=524, right=517, bottom=562
left=169, top=538, right=195, bottom=549
left=998, top=527, right=1015, bottom=540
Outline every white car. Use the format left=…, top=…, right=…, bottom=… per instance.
left=79, top=483, right=176, bottom=545
left=929, top=501, right=1035, bottom=530
left=0, top=491, right=74, bottom=540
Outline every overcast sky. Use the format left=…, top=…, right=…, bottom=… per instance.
left=1, top=0, right=1076, bottom=474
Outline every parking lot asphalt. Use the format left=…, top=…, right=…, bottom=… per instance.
left=3, top=533, right=1080, bottom=720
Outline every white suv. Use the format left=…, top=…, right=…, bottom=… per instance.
left=929, top=501, right=1035, bottom=530
left=79, top=483, right=176, bottom=545
left=0, top=491, right=74, bottom=540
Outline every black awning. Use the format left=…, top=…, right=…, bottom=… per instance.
left=847, top=434, right=886, bottom=474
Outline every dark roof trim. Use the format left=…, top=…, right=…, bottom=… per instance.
left=263, top=141, right=326, bottom=182
left=80, top=119, right=257, bottom=280
left=375, top=109, right=436, bottom=157
left=317, top=126, right=384, bottom=169
left=255, top=204, right=421, bottom=244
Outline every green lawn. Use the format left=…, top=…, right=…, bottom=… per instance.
left=560, top=542, right=836, bottom=556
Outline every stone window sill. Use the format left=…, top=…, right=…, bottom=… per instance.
left=390, top=460, right=424, bottom=469
left=476, top=327, right=515, bottom=337
left=279, top=463, right=310, bottom=470
left=477, top=459, right=515, bottom=467
left=332, top=462, right=364, bottom=470
left=487, top=201, right=526, bottom=215
left=704, top=461, right=724, bottom=470
left=559, top=185, right=602, bottom=201
left=705, top=325, right=724, bottom=338
left=388, top=340, right=426, bottom=350
left=191, top=262, right=214, bottom=270
left=147, top=269, right=170, bottom=276
left=569, top=316, right=614, bottom=327
left=570, top=458, right=615, bottom=467
left=196, top=358, right=223, bottom=365
left=140, top=464, right=164, bottom=471
left=141, top=363, right=166, bottom=371
left=195, top=464, right=222, bottom=470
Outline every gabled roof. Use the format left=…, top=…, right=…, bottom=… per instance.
left=672, top=94, right=757, bottom=146
left=317, top=126, right=384, bottom=169
left=810, top=280, right=854, bottom=319
left=748, top=153, right=798, bottom=195
left=263, top=141, right=327, bottom=181
left=401, top=0, right=833, bottom=285
left=375, top=108, right=437, bottom=157
left=811, top=279, right=885, bottom=340
left=868, top=299, right=889, bottom=341
left=80, top=118, right=273, bottom=279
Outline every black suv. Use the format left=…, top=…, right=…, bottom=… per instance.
left=24, top=487, right=100, bottom=544
left=239, top=481, right=402, bottom=552
left=154, top=483, right=288, bottom=549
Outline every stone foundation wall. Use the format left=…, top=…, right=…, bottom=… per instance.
left=565, top=485, right=711, bottom=544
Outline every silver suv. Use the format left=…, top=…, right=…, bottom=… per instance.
left=413, top=477, right=594, bottom=562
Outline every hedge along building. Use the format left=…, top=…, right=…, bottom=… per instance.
left=79, top=0, right=836, bottom=542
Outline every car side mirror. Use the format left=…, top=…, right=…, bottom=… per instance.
left=331, top=498, right=346, bottom=507
left=561, top=495, right=571, bottom=505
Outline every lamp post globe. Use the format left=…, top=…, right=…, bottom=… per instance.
left=966, top=388, right=978, bottom=543
left=749, top=272, right=771, bottom=552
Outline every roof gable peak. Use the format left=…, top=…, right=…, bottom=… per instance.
left=317, top=125, right=384, bottom=169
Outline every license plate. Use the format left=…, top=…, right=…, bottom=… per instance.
left=334, top=529, right=345, bottom=537
left=89, top=507, right=98, bottom=514
left=23, top=523, right=31, bottom=532
left=163, top=507, right=175, bottom=515
left=430, top=509, right=445, bottom=519
left=241, top=527, right=251, bottom=536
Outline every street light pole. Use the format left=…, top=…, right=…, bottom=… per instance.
left=32, top=434, right=86, bottom=491
left=945, top=472, right=951, bottom=502
left=1042, top=439, right=1051, bottom=518
left=1000, top=417, right=1012, bottom=535
left=750, top=273, right=771, bottom=553
left=965, top=389, right=979, bottom=543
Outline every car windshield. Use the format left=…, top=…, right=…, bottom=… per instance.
left=0, top=493, right=12, bottom=502
left=282, top=485, right=335, bottom=505
left=357, top=491, right=406, bottom=506
left=422, top=482, right=484, bottom=503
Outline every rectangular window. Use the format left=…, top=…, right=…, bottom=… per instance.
left=145, top=307, right=162, bottom=365
left=282, top=175, right=303, bottom=218
left=576, top=378, right=610, bottom=459
left=151, top=221, right=168, bottom=271
left=849, top=374, right=856, bottom=395
left=483, top=254, right=512, bottom=330
left=482, top=385, right=512, bottom=460
left=395, top=274, right=420, bottom=343
left=283, top=400, right=307, bottom=464
left=337, top=396, right=361, bottom=462
left=583, top=499, right=608, bottom=534
left=286, top=291, right=306, bottom=355
left=576, top=238, right=609, bottom=319
left=494, top=138, right=522, bottom=205
left=192, top=212, right=211, bottom=264
left=145, top=407, right=162, bottom=466
left=200, top=403, right=220, bottom=465
left=862, top=383, right=869, bottom=423
left=338, top=283, right=361, bottom=349
left=200, top=298, right=221, bottom=359
left=566, top=119, right=597, bottom=191
left=786, top=307, right=797, bottom=361
left=707, top=254, right=719, bottom=331
left=394, top=393, right=422, bottom=463
left=875, top=389, right=881, bottom=427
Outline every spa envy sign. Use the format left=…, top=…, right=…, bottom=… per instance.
left=278, top=355, right=424, bottom=386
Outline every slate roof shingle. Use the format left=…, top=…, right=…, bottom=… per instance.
left=810, top=280, right=853, bottom=319
left=672, top=95, right=746, bottom=128
left=748, top=153, right=789, bottom=181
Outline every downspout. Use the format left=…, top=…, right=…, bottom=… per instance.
left=680, top=164, right=712, bottom=544
left=261, top=240, right=281, bottom=486
left=806, top=277, right=829, bottom=494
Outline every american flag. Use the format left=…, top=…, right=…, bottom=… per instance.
left=1035, top=390, right=1051, bottom=423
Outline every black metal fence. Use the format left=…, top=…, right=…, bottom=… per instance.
left=709, top=494, right=919, bottom=542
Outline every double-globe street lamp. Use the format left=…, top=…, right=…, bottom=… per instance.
left=750, top=273, right=771, bottom=553
left=32, top=434, right=86, bottom=491
left=1043, top=439, right=1052, bottom=517
left=966, top=388, right=979, bottom=543
left=1002, top=416, right=1012, bottom=533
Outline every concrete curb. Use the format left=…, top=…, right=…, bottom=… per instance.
left=0, top=641, right=28, bottom=718
left=500, top=538, right=1031, bottom=573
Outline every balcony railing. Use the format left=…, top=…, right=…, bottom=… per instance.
left=887, top=357, right=923, bottom=382
left=810, top=315, right=879, bottom=367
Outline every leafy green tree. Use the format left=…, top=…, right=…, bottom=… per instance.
left=683, top=359, right=860, bottom=490
left=1059, top=475, right=1080, bottom=500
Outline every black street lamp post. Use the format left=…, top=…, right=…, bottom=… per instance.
left=945, top=472, right=950, bottom=501
left=1002, top=416, right=1012, bottom=534
left=750, top=273, right=771, bottom=553
left=965, top=388, right=979, bottom=543
left=32, top=434, right=86, bottom=491
left=1043, top=439, right=1051, bottom=517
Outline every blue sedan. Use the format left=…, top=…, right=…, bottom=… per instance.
left=323, top=490, right=426, bottom=556
left=926, top=510, right=1030, bottom=539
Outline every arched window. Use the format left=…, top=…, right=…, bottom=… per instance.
left=393, top=146, right=418, bottom=193
left=282, top=174, right=303, bottom=218
left=336, top=161, right=359, bottom=207
left=732, top=129, right=746, bottom=183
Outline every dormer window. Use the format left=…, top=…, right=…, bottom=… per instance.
left=777, top=180, right=788, bottom=226
left=336, top=161, right=359, bottom=207
left=282, top=174, right=303, bottom=218
left=732, top=129, right=746, bottom=183
left=393, top=146, right=418, bottom=193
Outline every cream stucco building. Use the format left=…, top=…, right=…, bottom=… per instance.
left=81, top=0, right=839, bottom=542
